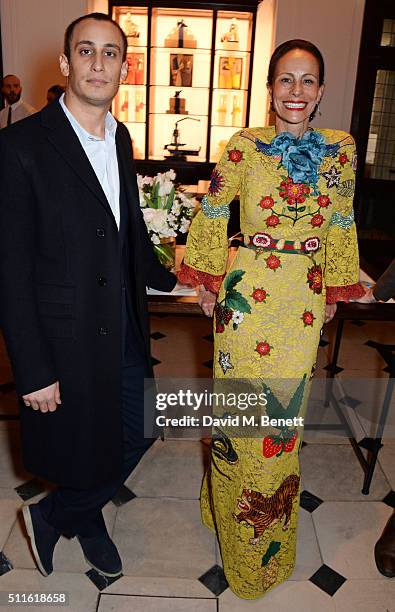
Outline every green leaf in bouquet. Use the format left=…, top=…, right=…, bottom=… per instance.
left=165, top=186, right=176, bottom=211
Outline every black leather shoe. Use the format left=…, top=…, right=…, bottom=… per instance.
left=77, top=532, right=122, bottom=577
left=22, top=504, right=61, bottom=576
left=375, top=511, right=395, bottom=578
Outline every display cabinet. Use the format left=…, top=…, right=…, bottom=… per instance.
left=110, top=0, right=260, bottom=181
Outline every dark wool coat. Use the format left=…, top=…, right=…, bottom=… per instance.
left=0, top=101, right=176, bottom=488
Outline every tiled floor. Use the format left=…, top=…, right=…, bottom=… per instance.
left=0, top=316, right=395, bottom=611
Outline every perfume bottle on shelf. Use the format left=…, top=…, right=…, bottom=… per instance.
left=135, top=90, right=145, bottom=122
left=119, top=91, right=129, bottom=122
left=231, top=95, right=241, bottom=127
left=217, top=94, right=228, bottom=126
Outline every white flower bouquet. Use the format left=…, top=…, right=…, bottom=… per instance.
left=137, top=169, right=196, bottom=268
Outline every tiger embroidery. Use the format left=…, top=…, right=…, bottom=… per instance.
left=233, top=474, right=300, bottom=545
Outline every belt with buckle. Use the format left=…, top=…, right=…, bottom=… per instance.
left=242, top=233, right=321, bottom=255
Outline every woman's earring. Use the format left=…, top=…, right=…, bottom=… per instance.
left=317, top=103, right=322, bottom=116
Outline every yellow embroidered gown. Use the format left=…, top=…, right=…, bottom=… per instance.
left=179, top=126, right=363, bottom=599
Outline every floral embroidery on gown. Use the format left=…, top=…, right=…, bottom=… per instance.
left=179, top=126, right=363, bottom=599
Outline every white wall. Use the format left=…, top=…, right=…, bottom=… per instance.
left=273, top=0, right=365, bottom=132
left=0, top=0, right=86, bottom=110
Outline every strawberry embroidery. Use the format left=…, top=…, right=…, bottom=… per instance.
left=310, top=213, right=324, bottom=227
left=317, top=194, right=331, bottom=208
left=266, top=214, right=280, bottom=228
left=228, top=148, right=243, bottom=164
left=265, top=254, right=281, bottom=271
left=302, top=310, right=315, bottom=326
left=263, top=436, right=283, bottom=458
left=255, top=341, right=272, bottom=357
left=307, top=265, right=323, bottom=294
left=258, top=196, right=275, bottom=209
left=251, top=287, right=269, bottom=303
left=338, top=152, right=349, bottom=166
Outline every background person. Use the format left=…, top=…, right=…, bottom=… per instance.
left=46, top=84, right=65, bottom=105
left=0, top=74, right=36, bottom=128
left=179, top=39, right=363, bottom=599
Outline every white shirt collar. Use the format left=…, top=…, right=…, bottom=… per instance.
left=6, top=98, right=23, bottom=111
left=59, top=93, right=117, bottom=143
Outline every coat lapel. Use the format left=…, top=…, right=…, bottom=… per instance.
left=115, top=126, right=140, bottom=237
left=41, top=101, right=116, bottom=225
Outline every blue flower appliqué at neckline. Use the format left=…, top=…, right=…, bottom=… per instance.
left=253, top=130, right=340, bottom=193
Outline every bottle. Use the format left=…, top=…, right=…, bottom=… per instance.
left=217, top=94, right=227, bottom=126
left=135, top=90, right=145, bottom=122
left=119, top=91, right=129, bottom=122
left=231, top=95, right=241, bottom=127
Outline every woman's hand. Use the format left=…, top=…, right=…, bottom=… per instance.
left=198, top=285, right=216, bottom=317
left=324, top=303, right=337, bottom=324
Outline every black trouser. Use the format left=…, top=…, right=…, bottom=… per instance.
left=39, top=360, right=154, bottom=537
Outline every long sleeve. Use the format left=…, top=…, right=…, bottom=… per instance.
left=324, top=136, right=364, bottom=304
left=373, top=259, right=395, bottom=301
left=178, top=132, right=246, bottom=293
left=0, top=134, right=57, bottom=395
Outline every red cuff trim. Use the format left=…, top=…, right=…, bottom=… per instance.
left=177, top=263, right=224, bottom=294
left=326, top=283, right=365, bottom=304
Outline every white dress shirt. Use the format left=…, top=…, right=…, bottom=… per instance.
left=59, top=94, right=120, bottom=229
left=0, top=99, right=36, bottom=129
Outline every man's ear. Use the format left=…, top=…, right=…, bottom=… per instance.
left=120, top=60, right=128, bottom=83
left=59, top=54, right=70, bottom=78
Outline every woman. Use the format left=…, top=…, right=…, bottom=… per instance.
left=179, top=39, right=364, bottom=599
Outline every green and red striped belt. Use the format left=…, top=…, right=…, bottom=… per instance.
left=242, top=233, right=321, bottom=255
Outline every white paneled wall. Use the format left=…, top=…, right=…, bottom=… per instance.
left=0, top=0, right=86, bottom=109
left=274, top=0, right=365, bottom=132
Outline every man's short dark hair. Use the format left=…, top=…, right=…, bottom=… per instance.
left=64, top=12, right=127, bottom=62
left=48, top=84, right=65, bottom=97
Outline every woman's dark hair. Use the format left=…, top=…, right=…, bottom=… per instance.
left=267, top=39, right=325, bottom=86
left=64, top=12, right=127, bottom=62
left=267, top=39, right=324, bottom=121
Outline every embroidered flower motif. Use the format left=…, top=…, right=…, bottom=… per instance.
left=251, top=287, right=269, bottom=303
left=322, top=165, right=341, bottom=189
left=279, top=177, right=310, bottom=205
left=259, top=196, right=275, bottom=209
left=218, top=351, right=234, bottom=374
left=307, top=265, right=323, bottom=294
left=304, top=237, right=320, bottom=253
left=310, top=213, right=324, bottom=228
left=339, top=153, right=349, bottom=166
left=302, top=310, right=315, bottom=326
left=255, top=341, right=272, bottom=357
left=265, top=254, right=281, bottom=271
left=317, top=195, right=331, bottom=208
left=232, top=311, right=244, bottom=325
left=215, top=305, right=232, bottom=333
left=208, top=170, right=224, bottom=195
left=266, top=214, right=280, bottom=228
left=351, top=152, right=357, bottom=173
left=252, top=233, right=272, bottom=248
left=270, top=130, right=326, bottom=187
left=227, top=148, right=243, bottom=164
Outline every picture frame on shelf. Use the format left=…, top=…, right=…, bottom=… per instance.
left=218, top=56, right=242, bottom=89
left=170, top=54, right=193, bottom=87
left=124, top=52, right=145, bottom=85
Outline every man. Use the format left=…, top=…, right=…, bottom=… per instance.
left=356, top=259, right=395, bottom=577
left=46, top=84, right=65, bottom=105
left=0, top=13, right=176, bottom=578
left=0, top=74, right=36, bottom=128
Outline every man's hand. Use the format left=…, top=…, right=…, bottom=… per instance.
left=198, top=285, right=216, bottom=317
left=22, top=381, right=61, bottom=413
left=324, top=303, right=337, bottom=324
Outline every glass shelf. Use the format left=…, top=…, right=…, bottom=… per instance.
left=112, top=3, right=256, bottom=170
